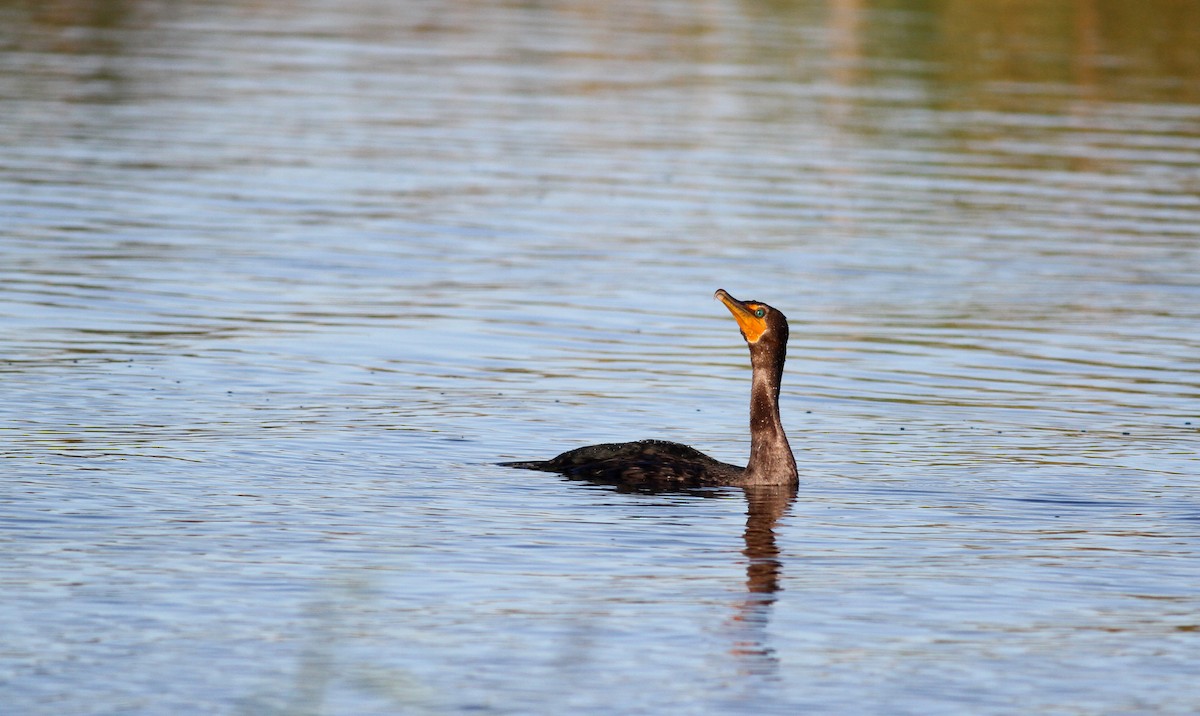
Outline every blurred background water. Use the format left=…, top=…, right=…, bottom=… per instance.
left=2, top=0, right=1199, bottom=713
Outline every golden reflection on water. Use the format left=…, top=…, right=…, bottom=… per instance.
left=6, top=0, right=1199, bottom=104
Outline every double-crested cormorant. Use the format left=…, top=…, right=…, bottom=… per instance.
left=501, top=289, right=798, bottom=489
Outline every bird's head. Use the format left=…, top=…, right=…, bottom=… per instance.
left=714, top=288, right=789, bottom=350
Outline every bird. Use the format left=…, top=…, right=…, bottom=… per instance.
left=500, top=289, right=797, bottom=489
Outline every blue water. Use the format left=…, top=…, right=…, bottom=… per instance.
left=3, top=0, right=1199, bottom=713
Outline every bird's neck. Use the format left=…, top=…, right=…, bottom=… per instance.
left=744, top=347, right=797, bottom=486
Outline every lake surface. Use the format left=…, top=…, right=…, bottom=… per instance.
left=2, top=0, right=1199, bottom=713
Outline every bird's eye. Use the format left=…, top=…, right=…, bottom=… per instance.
left=754, top=308, right=766, bottom=318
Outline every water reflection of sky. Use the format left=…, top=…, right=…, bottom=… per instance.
left=2, top=1, right=1199, bottom=714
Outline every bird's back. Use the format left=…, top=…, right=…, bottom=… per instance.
left=500, top=439, right=745, bottom=489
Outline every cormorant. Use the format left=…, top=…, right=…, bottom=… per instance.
left=501, top=289, right=797, bottom=489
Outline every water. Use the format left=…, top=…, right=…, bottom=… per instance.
left=2, top=0, right=1199, bottom=713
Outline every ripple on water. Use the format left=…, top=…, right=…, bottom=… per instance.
left=2, top=0, right=1200, bottom=714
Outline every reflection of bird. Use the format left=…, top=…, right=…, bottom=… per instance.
left=729, top=484, right=795, bottom=675
left=501, top=289, right=798, bottom=489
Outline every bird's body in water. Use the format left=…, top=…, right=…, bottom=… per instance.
left=501, top=289, right=798, bottom=489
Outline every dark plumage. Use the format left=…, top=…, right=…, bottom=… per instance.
left=501, top=289, right=798, bottom=489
